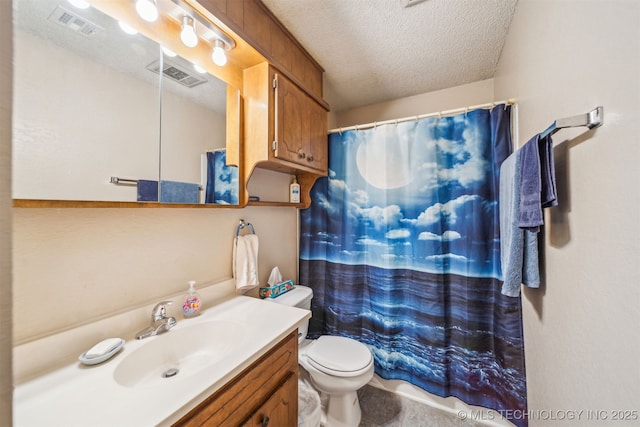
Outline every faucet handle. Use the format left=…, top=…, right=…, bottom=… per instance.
left=151, top=300, right=173, bottom=321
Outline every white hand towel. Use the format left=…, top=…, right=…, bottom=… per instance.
left=233, top=234, right=259, bottom=293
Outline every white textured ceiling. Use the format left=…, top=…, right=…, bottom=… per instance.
left=261, top=0, right=518, bottom=112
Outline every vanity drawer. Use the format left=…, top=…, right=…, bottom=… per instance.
left=174, top=330, right=298, bottom=427
left=240, top=372, right=297, bottom=427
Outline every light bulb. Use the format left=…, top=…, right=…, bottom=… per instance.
left=161, top=46, right=177, bottom=57
left=180, top=16, right=198, bottom=48
left=193, top=64, right=206, bottom=74
left=135, top=0, right=158, bottom=22
left=211, top=40, right=227, bottom=66
left=68, top=0, right=90, bottom=9
left=118, top=21, right=138, bottom=35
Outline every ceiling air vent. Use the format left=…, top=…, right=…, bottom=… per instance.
left=48, top=5, right=102, bottom=37
left=146, top=59, right=207, bottom=88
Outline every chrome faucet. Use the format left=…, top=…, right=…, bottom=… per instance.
left=135, top=301, right=177, bottom=340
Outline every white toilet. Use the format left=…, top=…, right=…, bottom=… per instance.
left=268, top=286, right=374, bottom=427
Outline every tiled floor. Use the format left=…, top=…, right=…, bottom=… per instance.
left=357, top=385, right=483, bottom=427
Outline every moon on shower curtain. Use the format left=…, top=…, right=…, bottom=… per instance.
left=355, top=124, right=413, bottom=189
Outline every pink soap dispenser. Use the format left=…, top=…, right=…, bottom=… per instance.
left=182, top=280, right=201, bottom=318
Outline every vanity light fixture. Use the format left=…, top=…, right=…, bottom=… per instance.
left=118, top=20, right=139, bottom=35
left=211, top=39, right=227, bottom=66
left=135, top=0, right=159, bottom=23
left=180, top=16, right=198, bottom=48
left=67, top=0, right=90, bottom=9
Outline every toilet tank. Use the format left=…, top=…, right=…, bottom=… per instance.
left=265, top=286, right=313, bottom=342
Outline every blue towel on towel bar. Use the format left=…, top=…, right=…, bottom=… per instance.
left=539, top=134, right=558, bottom=209
left=517, top=135, right=543, bottom=231
left=136, top=180, right=199, bottom=203
left=517, top=134, right=558, bottom=232
left=137, top=179, right=159, bottom=202
left=500, top=150, right=541, bottom=297
left=160, top=180, right=199, bottom=204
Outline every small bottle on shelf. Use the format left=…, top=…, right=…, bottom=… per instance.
left=289, top=176, right=300, bottom=204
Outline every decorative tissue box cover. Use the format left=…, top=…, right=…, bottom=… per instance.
left=259, top=280, right=295, bottom=299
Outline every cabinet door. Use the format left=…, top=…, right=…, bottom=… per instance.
left=305, top=94, right=328, bottom=172
left=274, top=73, right=327, bottom=173
left=241, top=373, right=298, bottom=427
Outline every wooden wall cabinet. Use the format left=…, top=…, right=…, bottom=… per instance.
left=274, top=73, right=328, bottom=172
left=243, top=62, right=328, bottom=207
left=174, top=331, right=298, bottom=427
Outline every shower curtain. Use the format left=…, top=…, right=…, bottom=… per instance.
left=299, top=105, right=527, bottom=426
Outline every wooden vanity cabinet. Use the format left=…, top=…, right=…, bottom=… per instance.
left=173, top=331, right=298, bottom=427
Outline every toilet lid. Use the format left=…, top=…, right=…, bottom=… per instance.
left=306, top=336, right=373, bottom=377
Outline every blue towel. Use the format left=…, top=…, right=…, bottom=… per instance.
left=159, top=180, right=200, bottom=204
left=517, top=135, right=543, bottom=231
left=500, top=151, right=541, bottom=297
left=539, top=134, right=558, bottom=208
left=205, top=150, right=239, bottom=205
left=137, top=179, right=159, bottom=202
left=517, top=134, right=558, bottom=231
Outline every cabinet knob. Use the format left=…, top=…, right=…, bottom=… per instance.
left=298, top=152, right=306, bottom=159
left=307, top=155, right=314, bottom=162
left=261, top=415, right=270, bottom=427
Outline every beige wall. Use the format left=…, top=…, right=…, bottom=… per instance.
left=333, top=79, right=494, bottom=128
left=0, top=0, right=12, bottom=423
left=13, top=206, right=298, bottom=344
left=493, top=0, right=640, bottom=424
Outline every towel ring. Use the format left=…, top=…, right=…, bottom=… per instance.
left=236, top=219, right=256, bottom=237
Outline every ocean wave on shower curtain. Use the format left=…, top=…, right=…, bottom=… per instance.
left=299, top=105, right=528, bottom=427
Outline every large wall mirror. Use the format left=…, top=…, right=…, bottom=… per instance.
left=13, top=0, right=239, bottom=205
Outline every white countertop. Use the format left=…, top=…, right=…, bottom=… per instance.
left=14, top=295, right=310, bottom=427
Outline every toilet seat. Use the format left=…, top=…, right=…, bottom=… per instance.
left=305, top=336, right=373, bottom=378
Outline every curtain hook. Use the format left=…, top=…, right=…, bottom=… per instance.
left=374, top=121, right=378, bottom=129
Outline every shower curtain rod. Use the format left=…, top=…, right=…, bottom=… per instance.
left=328, top=98, right=517, bottom=134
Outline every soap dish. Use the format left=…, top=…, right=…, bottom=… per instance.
left=78, top=338, right=125, bottom=366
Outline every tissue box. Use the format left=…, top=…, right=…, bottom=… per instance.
left=259, top=280, right=295, bottom=299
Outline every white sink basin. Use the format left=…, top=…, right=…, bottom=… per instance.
left=114, top=320, right=245, bottom=388
left=15, top=295, right=312, bottom=427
